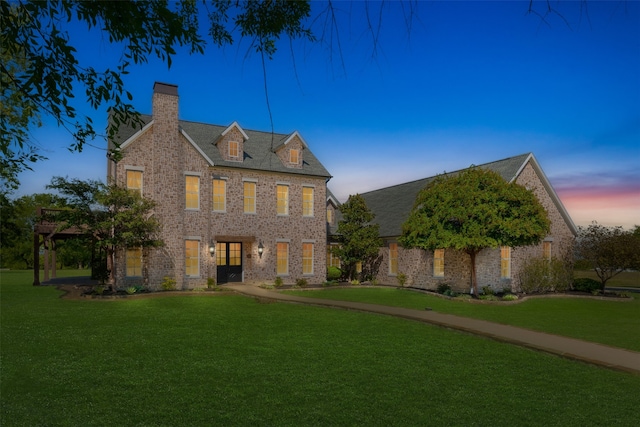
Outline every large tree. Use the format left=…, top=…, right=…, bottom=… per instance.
left=333, top=194, right=382, bottom=282
left=399, top=167, right=550, bottom=295
left=575, top=222, right=640, bottom=289
left=47, top=177, right=163, bottom=286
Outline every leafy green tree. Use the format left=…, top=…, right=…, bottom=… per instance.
left=1, top=0, right=313, bottom=185
left=47, top=177, right=163, bottom=285
left=333, top=194, right=382, bottom=281
left=400, top=167, right=550, bottom=295
left=0, top=192, right=66, bottom=269
left=575, top=222, right=640, bottom=289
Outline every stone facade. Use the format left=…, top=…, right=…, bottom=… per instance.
left=110, top=83, right=330, bottom=289
left=367, top=156, right=576, bottom=293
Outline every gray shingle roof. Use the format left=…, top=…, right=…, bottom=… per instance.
left=358, top=153, right=532, bottom=238
left=114, top=115, right=332, bottom=178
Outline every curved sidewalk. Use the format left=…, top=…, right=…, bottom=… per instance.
left=228, top=284, right=640, bottom=375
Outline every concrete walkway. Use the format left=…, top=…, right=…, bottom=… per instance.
left=227, top=284, right=640, bottom=375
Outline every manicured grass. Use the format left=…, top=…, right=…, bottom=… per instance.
left=284, top=287, right=640, bottom=352
left=575, top=269, right=640, bottom=289
left=2, top=270, right=640, bottom=426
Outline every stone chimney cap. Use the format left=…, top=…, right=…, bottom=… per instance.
left=153, top=82, right=178, bottom=96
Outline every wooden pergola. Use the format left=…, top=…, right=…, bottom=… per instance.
left=33, top=207, right=84, bottom=286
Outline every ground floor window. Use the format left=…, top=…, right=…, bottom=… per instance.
left=302, top=242, right=314, bottom=275
left=126, top=247, right=142, bottom=277
left=433, top=248, right=444, bottom=277
left=500, top=246, right=511, bottom=279
left=327, top=244, right=340, bottom=268
left=389, top=243, right=398, bottom=275
left=277, top=242, right=289, bottom=275
left=185, top=240, right=200, bottom=277
left=543, top=241, right=552, bottom=261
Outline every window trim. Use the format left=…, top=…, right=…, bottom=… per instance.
left=276, top=184, right=289, bottom=216
left=243, top=180, right=257, bottom=214
left=126, top=247, right=143, bottom=277
left=276, top=240, right=289, bottom=276
left=229, top=140, right=240, bottom=159
left=302, top=241, right=314, bottom=276
left=500, top=246, right=511, bottom=279
left=433, top=248, right=445, bottom=278
left=185, top=239, right=201, bottom=278
left=125, top=168, right=143, bottom=195
left=212, top=178, right=227, bottom=212
left=289, top=148, right=299, bottom=164
left=389, top=243, right=398, bottom=276
left=184, top=173, right=201, bottom=210
left=302, top=186, right=314, bottom=217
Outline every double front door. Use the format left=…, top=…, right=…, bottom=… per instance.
left=216, top=242, right=242, bottom=283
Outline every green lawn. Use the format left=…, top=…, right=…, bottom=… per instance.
left=2, top=270, right=639, bottom=426
left=283, top=287, right=640, bottom=352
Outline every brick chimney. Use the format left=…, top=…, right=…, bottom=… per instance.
left=152, top=82, right=179, bottom=131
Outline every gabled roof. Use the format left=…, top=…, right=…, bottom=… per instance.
left=359, top=153, right=576, bottom=238
left=272, top=131, right=309, bottom=151
left=218, top=121, right=249, bottom=142
left=113, top=115, right=331, bottom=178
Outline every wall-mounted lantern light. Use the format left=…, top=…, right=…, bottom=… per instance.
left=258, top=241, right=264, bottom=258
left=209, top=242, right=216, bottom=257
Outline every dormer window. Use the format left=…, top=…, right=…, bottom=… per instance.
left=229, top=141, right=239, bottom=159
left=289, top=148, right=299, bottom=164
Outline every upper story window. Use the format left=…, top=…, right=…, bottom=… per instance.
left=126, top=170, right=143, bottom=195
left=213, top=179, right=226, bottom=212
left=500, top=246, right=511, bottom=279
left=327, top=208, right=333, bottom=224
left=433, top=248, right=444, bottom=277
left=277, top=184, right=289, bottom=215
left=302, top=187, right=314, bottom=217
left=244, top=181, right=256, bottom=214
left=289, top=148, right=299, bottom=164
left=185, top=175, right=200, bottom=210
left=389, top=243, right=398, bottom=275
left=229, top=141, right=240, bottom=159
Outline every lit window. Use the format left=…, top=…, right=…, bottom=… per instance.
left=500, top=246, right=511, bottom=279
left=434, top=249, right=444, bottom=277
left=185, top=240, right=199, bottom=277
left=356, top=261, right=362, bottom=274
left=289, top=148, right=299, bottom=164
left=244, top=181, right=256, bottom=214
left=389, top=243, right=398, bottom=275
left=185, top=176, right=199, bottom=209
left=213, top=179, right=226, bottom=212
left=327, top=208, right=333, bottom=224
left=126, top=170, right=142, bottom=195
left=126, top=247, right=142, bottom=277
left=327, top=244, right=341, bottom=268
left=229, top=141, right=239, bottom=158
left=277, top=242, right=289, bottom=275
left=277, top=185, right=289, bottom=215
left=303, top=242, right=314, bottom=275
left=543, top=241, right=552, bottom=261
left=216, top=242, right=226, bottom=267
left=303, top=187, right=314, bottom=217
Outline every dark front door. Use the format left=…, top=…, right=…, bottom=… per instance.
left=216, top=242, right=242, bottom=283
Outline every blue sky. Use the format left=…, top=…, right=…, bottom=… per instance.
left=16, top=1, right=640, bottom=229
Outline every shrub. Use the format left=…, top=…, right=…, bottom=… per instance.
left=517, top=257, right=573, bottom=294
left=455, top=294, right=473, bottom=300
left=502, top=294, right=519, bottom=301
left=296, top=278, right=308, bottom=288
left=350, top=279, right=360, bottom=285
left=125, top=286, right=136, bottom=295
left=481, top=286, right=494, bottom=296
left=573, top=277, right=601, bottom=293
left=479, top=294, right=499, bottom=301
left=436, top=282, right=452, bottom=294
left=396, top=273, right=407, bottom=287
left=327, top=266, right=342, bottom=281
left=443, top=288, right=458, bottom=297
left=161, top=276, right=176, bottom=291
left=207, top=277, right=216, bottom=289
left=274, top=276, right=283, bottom=288
left=94, top=285, right=105, bottom=295
left=371, top=279, right=379, bottom=286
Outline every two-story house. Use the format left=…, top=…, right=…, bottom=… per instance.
left=108, top=82, right=331, bottom=289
